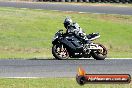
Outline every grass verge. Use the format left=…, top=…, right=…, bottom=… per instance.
left=0, top=7, right=132, bottom=59
left=0, top=78, right=132, bottom=88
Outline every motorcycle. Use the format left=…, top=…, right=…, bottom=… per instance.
left=52, top=30, right=107, bottom=60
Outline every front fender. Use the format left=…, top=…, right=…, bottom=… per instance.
left=52, top=39, right=59, bottom=45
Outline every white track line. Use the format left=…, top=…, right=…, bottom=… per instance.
left=79, top=58, right=132, bottom=59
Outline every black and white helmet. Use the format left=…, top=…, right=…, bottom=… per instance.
left=64, top=17, right=73, bottom=29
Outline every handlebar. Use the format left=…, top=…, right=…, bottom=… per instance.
left=58, top=30, right=63, bottom=32
left=57, top=30, right=64, bottom=35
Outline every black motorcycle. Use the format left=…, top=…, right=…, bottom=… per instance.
left=52, top=30, right=107, bottom=60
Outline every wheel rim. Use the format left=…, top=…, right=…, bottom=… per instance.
left=54, top=44, right=69, bottom=59
left=95, top=44, right=107, bottom=56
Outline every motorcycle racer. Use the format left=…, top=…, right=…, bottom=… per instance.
left=64, top=17, right=91, bottom=44
left=51, top=17, right=107, bottom=60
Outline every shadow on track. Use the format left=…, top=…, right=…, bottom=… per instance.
left=28, top=58, right=94, bottom=61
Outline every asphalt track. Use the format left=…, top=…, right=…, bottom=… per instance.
left=0, top=59, right=132, bottom=78
left=0, top=1, right=132, bottom=15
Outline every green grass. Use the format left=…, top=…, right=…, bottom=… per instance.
left=0, top=78, right=131, bottom=88
left=0, top=7, right=132, bottom=59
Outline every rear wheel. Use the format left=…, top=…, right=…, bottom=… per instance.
left=92, top=44, right=107, bottom=60
left=52, top=44, right=69, bottom=60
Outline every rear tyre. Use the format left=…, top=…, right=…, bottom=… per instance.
left=52, top=44, right=69, bottom=60
left=92, top=44, right=107, bottom=60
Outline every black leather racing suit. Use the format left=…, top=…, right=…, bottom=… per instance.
left=66, top=22, right=90, bottom=43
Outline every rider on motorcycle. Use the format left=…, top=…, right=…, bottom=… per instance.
left=64, top=17, right=91, bottom=44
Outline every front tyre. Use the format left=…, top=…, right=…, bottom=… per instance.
left=52, top=44, right=69, bottom=60
left=92, top=44, right=107, bottom=60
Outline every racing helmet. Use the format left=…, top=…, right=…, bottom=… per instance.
left=64, top=17, right=73, bottom=29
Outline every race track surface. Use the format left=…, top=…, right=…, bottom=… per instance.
left=0, top=59, right=132, bottom=78
left=0, top=1, right=132, bottom=15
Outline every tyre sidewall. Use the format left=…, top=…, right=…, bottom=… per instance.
left=91, top=44, right=107, bottom=60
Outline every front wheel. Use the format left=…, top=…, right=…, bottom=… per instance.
left=52, top=44, right=69, bottom=60
left=91, top=44, right=107, bottom=60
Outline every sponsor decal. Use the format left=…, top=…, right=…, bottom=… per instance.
left=76, top=67, right=131, bottom=85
